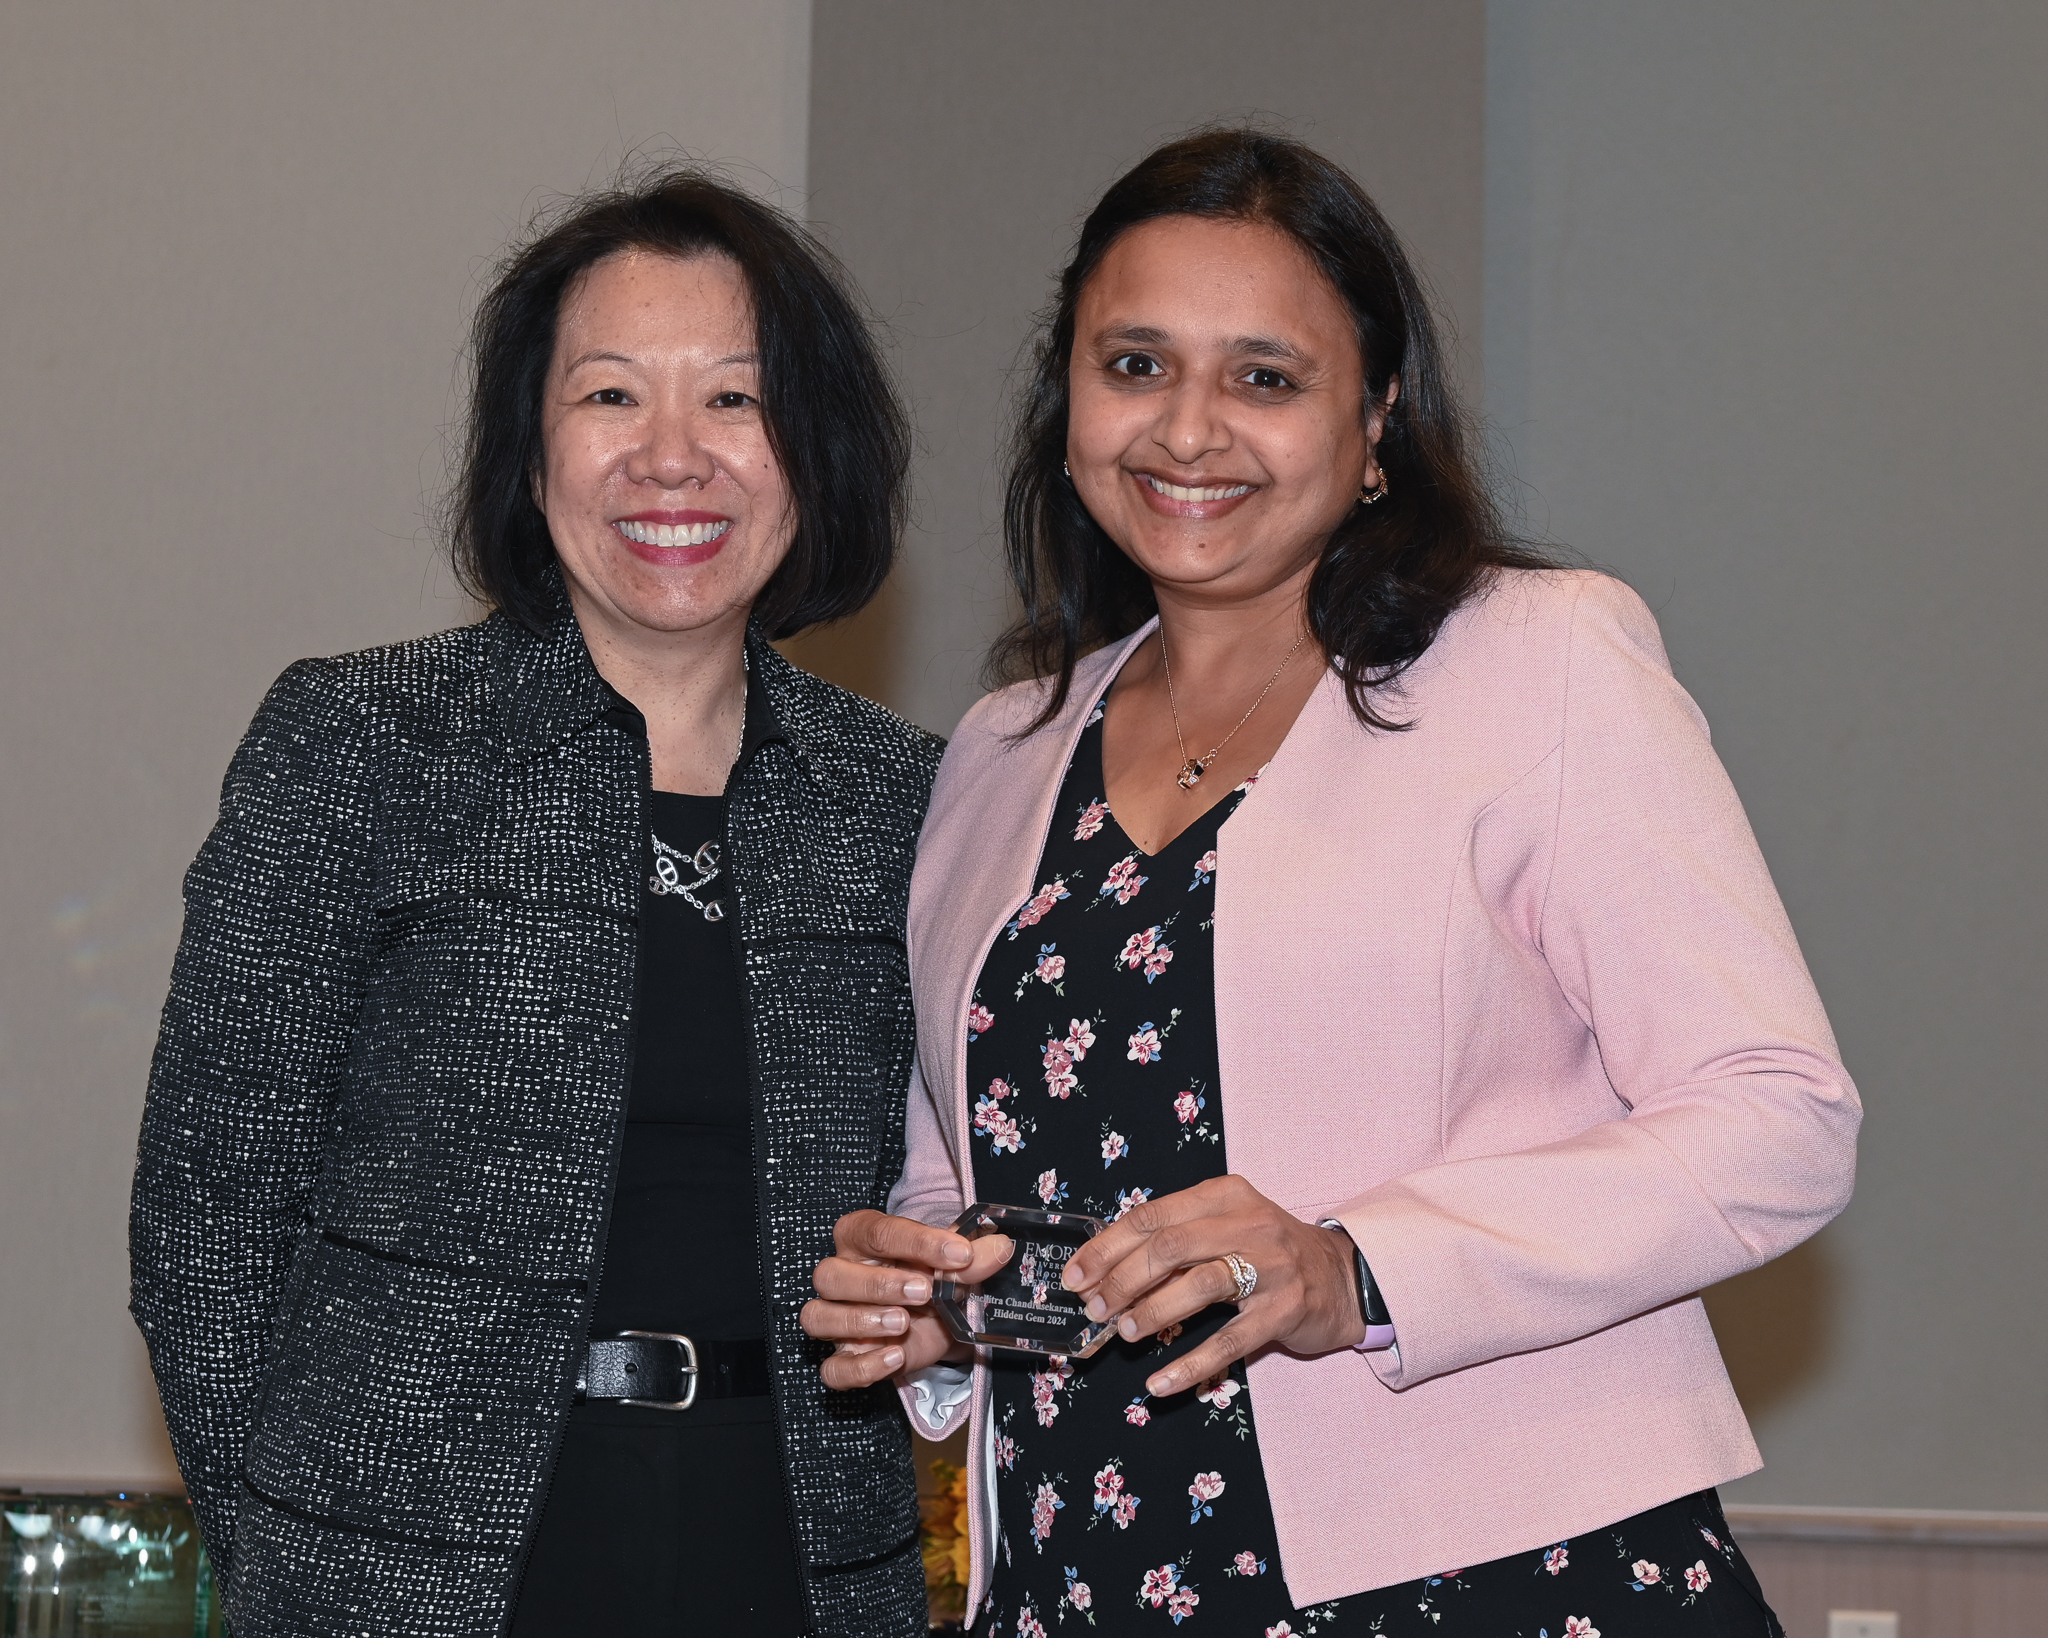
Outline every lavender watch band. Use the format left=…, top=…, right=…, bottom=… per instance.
left=1318, top=1218, right=1396, bottom=1352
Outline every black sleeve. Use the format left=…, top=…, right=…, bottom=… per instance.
left=128, top=659, right=377, bottom=1584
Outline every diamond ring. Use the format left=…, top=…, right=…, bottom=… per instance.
left=1223, top=1254, right=1258, bottom=1303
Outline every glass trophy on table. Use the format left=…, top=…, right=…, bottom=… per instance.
left=931, top=1203, right=1116, bottom=1358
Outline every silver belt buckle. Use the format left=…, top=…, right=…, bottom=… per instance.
left=617, top=1330, right=699, bottom=1410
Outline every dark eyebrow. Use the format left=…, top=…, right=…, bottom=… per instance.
left=561, top=349, right=760, bottom=372
left=1095, top=325, right=1172, bottom=350
left=1231, top=335, right=1313, bottom=367
left=1091, top=326, right=1312, bottom=368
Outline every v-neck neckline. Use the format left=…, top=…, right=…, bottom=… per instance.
left=1089, top=694, right=1256, bottom=860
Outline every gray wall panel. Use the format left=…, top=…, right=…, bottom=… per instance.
left=1486, top=1, right=2048, bottom=1509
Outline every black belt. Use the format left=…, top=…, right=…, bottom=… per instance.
left=575, top=1333, right=770, bottom=1409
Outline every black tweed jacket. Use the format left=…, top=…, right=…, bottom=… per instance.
left=130, top=604, right=943, bottom=1637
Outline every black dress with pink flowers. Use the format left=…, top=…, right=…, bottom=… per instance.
left=963, top=697, right=1780, bottom=1638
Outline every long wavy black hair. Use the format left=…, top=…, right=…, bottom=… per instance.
left=993, top=128, right=1545, bottom=729
left=449, top=166, right=909, bottom=639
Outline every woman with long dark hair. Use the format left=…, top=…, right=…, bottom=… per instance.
left=132, top=169, right=938, bottom=1637
left=806, top=130, right=1853, bottom=1633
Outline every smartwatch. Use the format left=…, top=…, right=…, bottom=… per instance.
left=1318, top=1218, right=1395, bottom=1351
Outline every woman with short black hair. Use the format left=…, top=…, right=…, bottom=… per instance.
left=133, top=168, right=938, bottom=1637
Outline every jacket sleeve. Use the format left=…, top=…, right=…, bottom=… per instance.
left=1335, top=575, right=1861, bottom=1389
left=129, top=659, right=378, bottom=1582
left=888, top=1058, right=978, bottom=1440
left=887, top=1055, right=968, bottom=1230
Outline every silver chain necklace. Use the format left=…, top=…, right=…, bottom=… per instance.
left=649, top=833, right=725, bottom=921
left=1159, top=626, right=1307, bottom=791
left=643, top=650, right=745, bottom=921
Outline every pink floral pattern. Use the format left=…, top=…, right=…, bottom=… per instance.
left=965, top=696, right=1769, bottom=1637
left=1008, top=877, right=1071, bottom=939
left=1101, top=855, right=1148, bottom=905
left=1089, top=1460, right=1141, bottom=1532
left=1041, top=1037, right=1079, bottom=1100
left=1029, top=1358, right=1078, bottom=1428
left=1030, top=1479, right=1065, bottom=1550
left=1186, top=1471, right=1225, bottom=1524
left=1136, top=1556, right=1198, bottom=1624
left=1115, top=925, right=1175, bottom=982
left=1060, top=1567, right=1094, bottom=1625
left=974, top=1075, right=1032, bottom=1156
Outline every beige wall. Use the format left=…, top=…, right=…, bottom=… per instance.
left=6, top=0, right=2040, bottom=1530
left=0, top=0, right=811, bottom=1486
left=1485, top=1, right=2048, bottom=1510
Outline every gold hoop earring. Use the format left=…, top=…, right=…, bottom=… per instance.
left=1359, top=472, right=1389, bottom=505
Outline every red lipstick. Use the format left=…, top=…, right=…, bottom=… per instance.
left=611, top=510, right=734, bottom=567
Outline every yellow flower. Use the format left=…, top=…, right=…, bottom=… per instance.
left=922, top=1460, right=969, bottom=1590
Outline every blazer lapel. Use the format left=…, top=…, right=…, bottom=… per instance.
left=912, top=622, right=1159, bottom=1174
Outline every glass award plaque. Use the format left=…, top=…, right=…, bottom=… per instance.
left=932, top=1203, right=1116, bottom=1358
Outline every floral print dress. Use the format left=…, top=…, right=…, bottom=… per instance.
left=964, top=696, right=1782, bottom=1638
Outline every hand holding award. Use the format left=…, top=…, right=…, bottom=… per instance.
left=801, top=1209, right=1017, bottom=1390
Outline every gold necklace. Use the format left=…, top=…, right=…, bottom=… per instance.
left=1158, top=626, right=1307, bottom=791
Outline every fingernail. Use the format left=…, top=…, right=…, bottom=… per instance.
left=1086, top=1296, right=1107, bottom=1322
left=883, top=1309, right=906, bottom=1333
left=903, top=1278, right=930, bottom=1303
left=883, top=1348, right=904, bottom=1370
left=1146, top=1373, right=1172, bottom=1396
left=1060, top=1265, right=1084, bottom=1291
left=1117, top=1314, right=1138, bottom=1341
left=943, top=1239, right=971, bottom=1267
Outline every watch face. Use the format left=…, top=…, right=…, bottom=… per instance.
left=932, top=1203, right=1116, bottom=1358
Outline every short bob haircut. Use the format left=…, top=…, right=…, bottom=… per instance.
left=451, top=167, right=909, bottom=639
left=995, top=128, right=1547, bottom=729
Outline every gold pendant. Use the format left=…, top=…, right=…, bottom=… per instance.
left=1176, top=759, right=1206, bottom=791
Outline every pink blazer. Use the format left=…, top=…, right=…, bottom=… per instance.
left=891, top=569, right=1859, bottom=1604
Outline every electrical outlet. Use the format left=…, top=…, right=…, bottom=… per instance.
left=1828, top=1614, right=1898, bottom=1638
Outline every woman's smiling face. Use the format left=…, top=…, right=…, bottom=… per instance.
left=1066, top=215, right=1386, bottom=608
left=538, top=249, right=796, bottom=643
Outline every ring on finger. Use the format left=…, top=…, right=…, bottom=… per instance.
left=1222, top=1253, right=1258, bottom=1303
